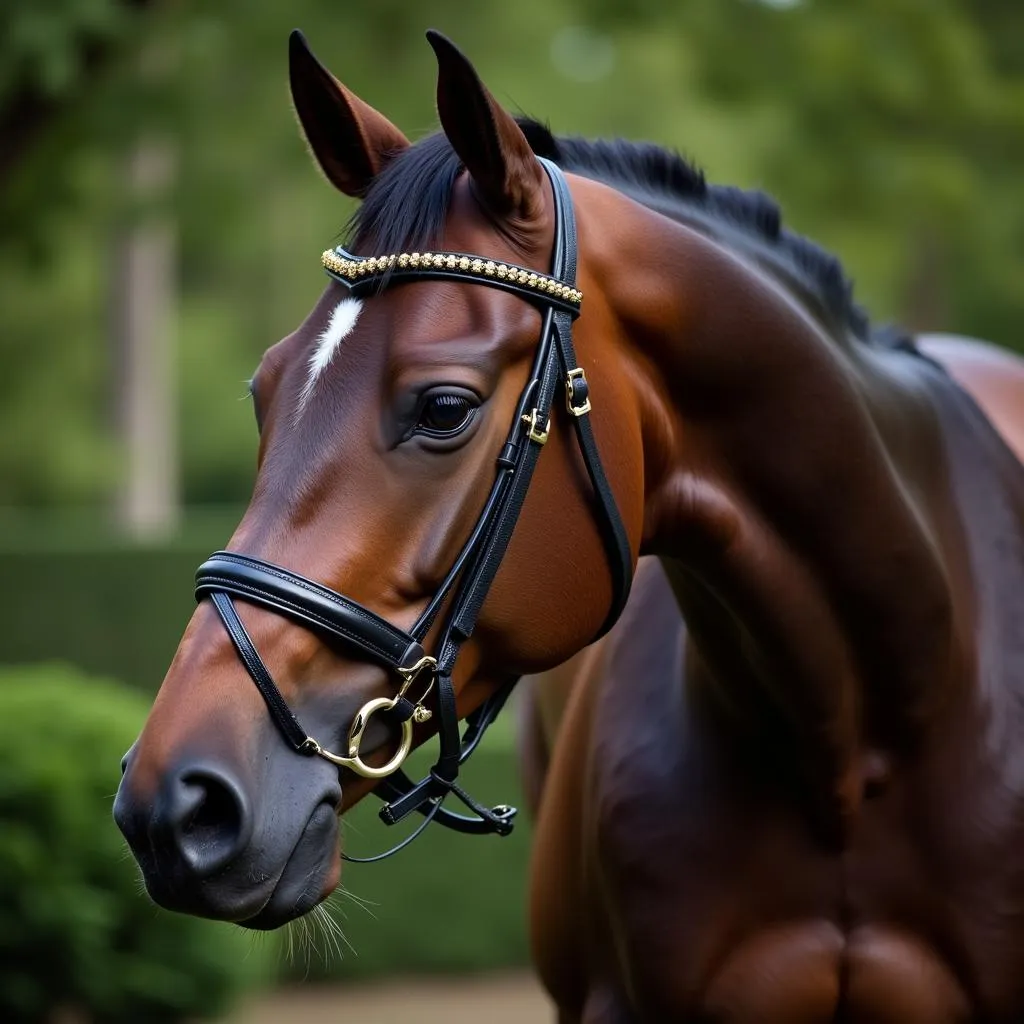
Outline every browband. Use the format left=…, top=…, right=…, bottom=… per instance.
left=321, top=248, right=583, bottom=314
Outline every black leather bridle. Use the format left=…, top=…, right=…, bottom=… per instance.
left=194, top=159, right=633, bottom=860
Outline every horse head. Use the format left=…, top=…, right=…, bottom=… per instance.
left=114, top=30, right=644, bottom=928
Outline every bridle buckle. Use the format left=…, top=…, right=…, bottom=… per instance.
left=565, top=367, right=592, bottom=416
left=397, top=655, right=437, bottom=723
left=521, top=408, right=550, bottom=445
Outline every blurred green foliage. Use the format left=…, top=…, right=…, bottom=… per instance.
left=2, top=0, right=1021, bottom=510
left=585, top=0, right=1024, bottom=339
left=2, top=0, right=129, bottom=104
left=0, top=664, right=269, bottom=1023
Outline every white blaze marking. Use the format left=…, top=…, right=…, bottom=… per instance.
left=296, top=297, right=362, bottom=419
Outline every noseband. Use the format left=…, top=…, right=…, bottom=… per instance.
left=194, top=159, right=633, bottom=860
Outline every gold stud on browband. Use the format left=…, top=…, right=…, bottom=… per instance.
left=321, top=248, right=583, bottom=307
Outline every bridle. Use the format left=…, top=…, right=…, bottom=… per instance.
left=194, top=159, right=633, bottom=860
left=195, top=159, right=631, bottom=859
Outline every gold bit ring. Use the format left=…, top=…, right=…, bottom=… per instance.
left=303, top=696, right=413, bottom=779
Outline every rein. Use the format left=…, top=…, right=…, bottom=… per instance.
left=194, top=159, right=633, bottom=860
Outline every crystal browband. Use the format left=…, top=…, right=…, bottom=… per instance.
left=322, top=247, right=583, bottom=312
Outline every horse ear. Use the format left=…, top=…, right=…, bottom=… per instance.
left=289, top=30, right=409, bottom=197
left=426, top=30, right=545, bottom=221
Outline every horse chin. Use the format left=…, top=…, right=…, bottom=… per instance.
left=236, top=801, right=342, bottom=930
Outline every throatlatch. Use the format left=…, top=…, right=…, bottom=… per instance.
left=194, top=159, right=633, bottom=861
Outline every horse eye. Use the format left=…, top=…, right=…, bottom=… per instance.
left=415, top=392, right=477, bottom=438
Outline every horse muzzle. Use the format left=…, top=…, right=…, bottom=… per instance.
left=114, top=739, right=342, bottom=927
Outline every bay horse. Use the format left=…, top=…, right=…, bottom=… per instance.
left=114, top=29, right=1024, bottom=1022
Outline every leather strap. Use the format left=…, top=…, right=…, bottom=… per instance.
left=375, top=678, right=517, bottom=833
left=543, top=161, right=633, bottom=633
left=196, top=551, right=425, bottom=671
left=359, top=162, right=595, bottom=835
left=209, top=592, right=311, bottom=753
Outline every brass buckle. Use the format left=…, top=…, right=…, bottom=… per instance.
left=565, top=368, right=591, bottom=416
left=521, top=408, right=550, bottom=445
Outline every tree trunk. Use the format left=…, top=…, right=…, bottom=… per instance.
left=111, top=137, right=179, bottom=538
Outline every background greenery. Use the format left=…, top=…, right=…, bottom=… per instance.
left=2, top=0, right=1021, bottom=1019
left=0, top=510, right=238, bottom=688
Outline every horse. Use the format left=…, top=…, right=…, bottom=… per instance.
left=113, top=29, right=1024, bottom=1022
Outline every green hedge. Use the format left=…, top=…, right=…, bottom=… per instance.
left=0, top=664, right=269, bottom=1023
left=0, top=511, right=240, bottom=691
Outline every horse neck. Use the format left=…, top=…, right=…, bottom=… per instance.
left=578, top=182, right=971, bottom=812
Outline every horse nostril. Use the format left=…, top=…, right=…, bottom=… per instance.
left=179, top=772, right=245, bottom=845
left=158, top=765, right=253, bottom=877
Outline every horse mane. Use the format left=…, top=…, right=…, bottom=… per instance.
left=350, top=118, right=872, bottom=341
